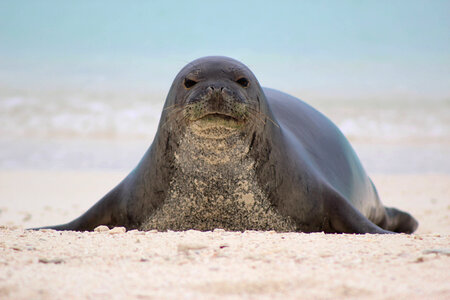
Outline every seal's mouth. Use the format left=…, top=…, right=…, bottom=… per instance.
left=197, top=113, right=239, bottom=122
left=189, top=112, right=245, bottom=134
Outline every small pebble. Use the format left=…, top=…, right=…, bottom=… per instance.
left=414, top=257, right=425, bottom=263
left=177, top=243, right=207, bottom=253
left=423, top=249, right=450, bottom=256
left=94, top=225, right=110, bottom=232
left=109, top=227, right=126, bottom=234
left=39, top=258, right=65, bottom=264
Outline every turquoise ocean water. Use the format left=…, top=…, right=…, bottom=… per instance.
left=0, top=1, right=449, bottom=172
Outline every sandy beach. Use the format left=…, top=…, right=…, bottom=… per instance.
left=0, top=171, right=449, bottom=299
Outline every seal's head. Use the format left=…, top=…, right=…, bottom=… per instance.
left=162, top=56, right=267, bottom=137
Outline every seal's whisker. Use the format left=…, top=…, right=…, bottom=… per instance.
left=160, top=107, right=188, bottom=129
left=162, top=111, right=183, bottom=127
left=246, top=110, right=265, bottom=124
left=165, top=105, right=187, bottom=118
left=245, top=99, right=259, bottom=104
left=245, top=106, right=280, bottom=128
left=264, top=115, right=280, bottom=128
left=163, top=103, right=183, bottom=112
left=245, top=111, right=266, bottom=130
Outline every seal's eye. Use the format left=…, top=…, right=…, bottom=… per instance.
left=236, top=77, right=249, bottom=88
left=184, top=78, right=198, bottom=89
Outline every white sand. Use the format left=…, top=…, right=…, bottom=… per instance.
left=0, top=171, right=449, bottom=299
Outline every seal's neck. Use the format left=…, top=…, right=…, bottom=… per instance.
left=174, top=124, right=250, bottom=174
left=141, top=123, right=297, bottom=231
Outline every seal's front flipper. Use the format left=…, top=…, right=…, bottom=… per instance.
left=30, top=185, right=128, bottom=231
left=379, top=207, right=418, bottom=233
left=326, top=194, right=393, bottom=234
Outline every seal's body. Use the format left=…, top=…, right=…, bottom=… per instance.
left=38, top=56, right=418, bottom=234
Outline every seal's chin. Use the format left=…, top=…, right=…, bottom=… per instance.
left=190, top=113, right=245, bottom=139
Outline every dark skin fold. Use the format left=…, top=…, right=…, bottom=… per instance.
left=33, top=56, right=418, bottom=234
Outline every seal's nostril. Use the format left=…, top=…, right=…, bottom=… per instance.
left=207, top=86, right=219, bottom=93
left=208, top=86, right=225, bottom=94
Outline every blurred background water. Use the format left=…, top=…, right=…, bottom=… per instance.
left=0, top=0, right=449, bottom=173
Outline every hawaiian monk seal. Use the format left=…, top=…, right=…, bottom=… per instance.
left=37, top=56, right=418, bottom=233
